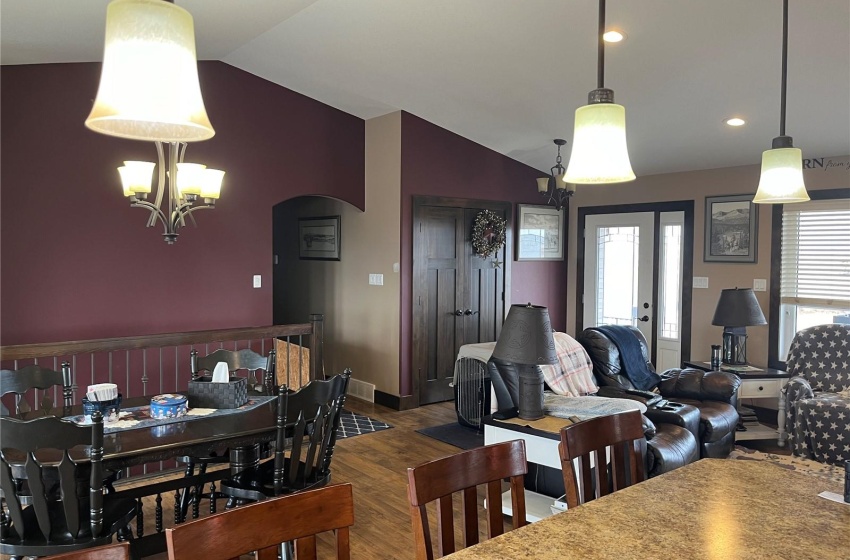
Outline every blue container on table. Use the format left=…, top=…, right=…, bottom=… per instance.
left=150, top=394, right=188, bottom=419
left=82, top=394, right=122, bottom=423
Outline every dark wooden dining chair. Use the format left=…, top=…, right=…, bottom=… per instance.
left=178, top=347, right=278, bottom=520
left=406, top=440, right=528, bottom=560
left=0, top=413, right=137, bottom=559
left=165, top=483, right=355, bottom=560
left=43, top=541, right=130, bottom=560
left=219, top=370, right=351, bottom=502
left=558, top=410, right=647, bottom=508
left=0, top=363, right=73, bottom=417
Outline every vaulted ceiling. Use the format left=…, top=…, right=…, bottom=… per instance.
left=3, top=0, right=848, bottom=176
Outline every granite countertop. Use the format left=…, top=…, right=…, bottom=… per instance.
left=445, top=459, right=849, bottom=559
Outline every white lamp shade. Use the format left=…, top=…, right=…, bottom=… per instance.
left=200, top=169, right=225, bottom=199
left=175, top=163, right=206, bottom=196
left=564, top=103, right=636, bottom=184
left=536, top=177, right=550, bottom=193
left=84, top=0, right=215, bottom=142
left=753, top=147, right=810, bottom=204
left=117, top=161, right=155, bottom=196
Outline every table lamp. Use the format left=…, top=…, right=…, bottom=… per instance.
left=491, top=303, right=557, bottom=420
left=711, top=288, right=767, bottom=365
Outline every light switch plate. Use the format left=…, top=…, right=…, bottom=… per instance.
left=753, top=278, right=767, bottom=292
left=369, top=273, right=384, bottom=286
left=693, top=277, right=709, bottom=289
left=392, top=262, right=400, bottom=273
left=253, top=275, right=261, bottom=288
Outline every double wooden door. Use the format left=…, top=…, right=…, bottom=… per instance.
left=412, top=197, right=511, bottom=405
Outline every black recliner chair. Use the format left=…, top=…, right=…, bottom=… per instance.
left=577, top=326, right=741, bottom=459
left=487, top=357, right=699, bottom=477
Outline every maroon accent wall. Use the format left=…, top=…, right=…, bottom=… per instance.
left=399, top=112, right=567, bottom=396
left=1, top=62, right=364, bottom=345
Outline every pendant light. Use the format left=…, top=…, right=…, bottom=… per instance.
left=753, top=0, right=809, bottom=204
left=564, top=0, right=635, bottom=185
left=85, top=0, right=215, bottom=142
left=536, top=139, right=576, bottom=210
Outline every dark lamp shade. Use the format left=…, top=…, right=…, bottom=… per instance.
left=491, top=304, right=557, bottom=365
left=711, top=288, right=767, bottom=327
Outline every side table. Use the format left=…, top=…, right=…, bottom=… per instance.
left=683, top=361, right=791, bottom=446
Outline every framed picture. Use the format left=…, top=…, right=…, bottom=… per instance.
left=298, top=215, right=340, bottom=261
left=704, top=194, right=758, bottom=263
left=516, top=204, right=564, bottom=261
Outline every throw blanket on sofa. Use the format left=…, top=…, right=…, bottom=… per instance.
left=544, top=393, right=646, bottom=421
left=540, top=332, right=599, bottom=397
left=593, top=325, right=661, bottom=391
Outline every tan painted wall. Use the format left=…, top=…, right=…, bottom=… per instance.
left=276, top=113, right=402, bottom=395
left=566, top=154, right=850, bottom=369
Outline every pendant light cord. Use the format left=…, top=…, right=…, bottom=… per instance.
left=597, top=0, right=606, bottom=89
left=779, top=0, right=788, bottom=137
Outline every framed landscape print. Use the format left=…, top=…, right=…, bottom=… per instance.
left=299, top=215, right=341, bottom=261
left=516, top=204, right=564, bottom=261
left=704, top=194, right=757, bottom=263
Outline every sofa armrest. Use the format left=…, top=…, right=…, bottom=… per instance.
left=644, top=402, right=701, bottom=441
left=658, top=368, right=741, bottom=406
left=596, top=385, right=662, bottom=406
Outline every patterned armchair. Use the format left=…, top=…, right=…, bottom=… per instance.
left=783, top=323, right=850, bottom=466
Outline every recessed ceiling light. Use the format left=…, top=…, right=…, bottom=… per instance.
left=603, top=30, right=625, bottom=43
left=725, top=117, right=746, bottom=127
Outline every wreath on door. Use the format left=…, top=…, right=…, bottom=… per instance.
left=471, top=210, right=506, bottom=258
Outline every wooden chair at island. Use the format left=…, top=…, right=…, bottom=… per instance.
left=558, top=409, right=647, bottom=508
left=43, top=542, right=130, bottom=560
left=0, top=363, right=73, bottom=417
left=406, top=440, right=528, bottom=560
left=165, top=483, right=355, bottom=560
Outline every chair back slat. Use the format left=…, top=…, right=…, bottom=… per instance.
left=59, top=452, right=81, bottom=537
left=165, top=483, right=355, bottom=560
left=25, top=453, right=51, bottom=539
left=436, top=495, right=454, bottom=556
left=0, top=459, right=26, bottom=538
left=406, top=440, right=528, bottom=560
left=191, top=348, right=274, bottom=377
left=461, top=486, right=478, bottom=547
left=558, top=410, right=647, bottom=509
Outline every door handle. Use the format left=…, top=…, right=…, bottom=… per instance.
left=464, top=309, right=479, bottom=316
left=637, top=315, right=650, bottom=323
left=454, top=309, right=464, bottom=316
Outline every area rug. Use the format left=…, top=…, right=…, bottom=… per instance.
left=416, top=422, right=484, bottom=450
left=337, top=410, right=392, bottom=440
left=728, top=445, right=843, bottom=485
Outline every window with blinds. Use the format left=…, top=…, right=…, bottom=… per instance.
left=778, top=198, right=850, bottom=359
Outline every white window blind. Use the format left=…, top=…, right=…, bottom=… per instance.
left=780, top=199, right=850, bottom=308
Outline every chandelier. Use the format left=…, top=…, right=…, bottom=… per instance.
left=85, top=0, right=223, bottom=244
left=536, top=139, right=575, bottom=211
left=753, top=0, right=809, bottom=204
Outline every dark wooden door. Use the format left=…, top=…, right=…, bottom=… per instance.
left=413, top=198, right=511, bottom=405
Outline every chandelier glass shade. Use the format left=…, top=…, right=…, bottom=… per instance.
left=84, top=0, right=215, bottom=142
left=564, top=0, right=635, bottom=185
left=752, top=0, right=809, bottom=204
left=537, top=139, right=575, bottom=210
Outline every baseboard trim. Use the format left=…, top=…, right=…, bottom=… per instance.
left=375, top=390, right=418, bottom=411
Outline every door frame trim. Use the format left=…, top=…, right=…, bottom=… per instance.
left=576, top=200, right=694, bottom=365
left=411, top=196, right=512, bottom=408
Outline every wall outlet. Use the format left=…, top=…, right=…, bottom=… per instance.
left=693, top=277, right=709, bottom=289
left=368, top=273, right=384, bottom=286
left=253, top=275, right=262, bottom=288
left=753, top=278, right=767, bottom=292
left=393, top=262, right=400, bottom=273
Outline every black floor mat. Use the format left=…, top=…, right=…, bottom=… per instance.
left=416, top=422, right=484, bottom=450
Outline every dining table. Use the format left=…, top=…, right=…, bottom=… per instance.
left=444, top=459, right=849, bottom=559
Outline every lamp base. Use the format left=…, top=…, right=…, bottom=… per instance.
left=518, top=365, right=545, bottom=421
left=722, top=328, right=748, bottom=366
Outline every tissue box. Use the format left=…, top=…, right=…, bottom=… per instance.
left=187, top=376, right=248, bottom=409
